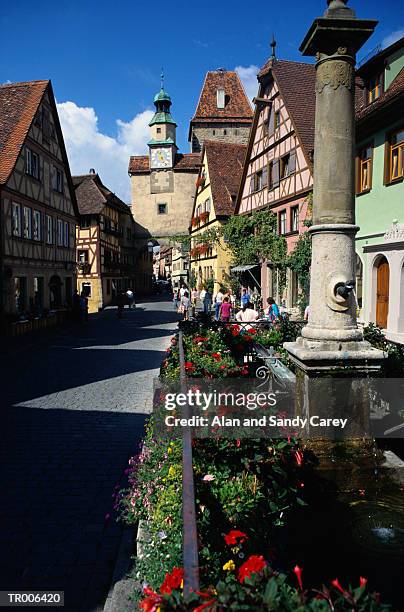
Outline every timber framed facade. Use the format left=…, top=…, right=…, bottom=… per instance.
left=236, top=58, right=316, bottom=309
left=74, top=172, right=137, bottom=313
left=0, top=80, right=79, bottom=322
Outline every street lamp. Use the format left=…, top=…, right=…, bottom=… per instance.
left=147, top=240, right=154, bottom=253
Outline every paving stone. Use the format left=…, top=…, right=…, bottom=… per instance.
left=0, top=298, right=178, bottom=611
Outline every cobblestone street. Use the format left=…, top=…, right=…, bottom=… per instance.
left=0, top=298, right=178, bottom=611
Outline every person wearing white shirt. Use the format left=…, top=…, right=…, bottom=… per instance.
left=214, top=290, right=224, bottom=321
left=236, top=302, right=259, bottom=323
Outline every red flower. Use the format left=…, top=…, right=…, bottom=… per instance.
left=139, top=587, right=162, bottom=611
left=220, top=364, right=226, bottom=370
left=331, top=578, right=345, bottom=594
left=224, top=529, right=248, bottom=546
left=293, top=565, right=303, bottom=590
left=212, top=352, right=221, bottom=361
left=160, top=567, right=184, bottom=595
left=194, top=600, right=217, bottom=612
left=231, top=326, right=241, bottom=337
left=236, top=439, right=241, bottom=447
left=294, top=450, right=304, bottom=466
left=244, top=335, right=253, bottom=342
left=238, top=555, right=266, bottom=583
left=249, top=328, right=257, bottom=335
left=359, top=576, right=368, bottom=588
left=185, top=361, right=195, bottom=373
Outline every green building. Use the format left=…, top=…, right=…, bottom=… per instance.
left=355, top=37, right=404, bottom=343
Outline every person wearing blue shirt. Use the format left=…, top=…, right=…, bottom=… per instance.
left=240, top=289, right=250, bottom=308
left=265, top=297, right=280, bottom=322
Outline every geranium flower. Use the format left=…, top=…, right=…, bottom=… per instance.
left=139, top=587, right=162, bottom=611
left=212, top=352, right=221, bottom=361
left=223, top=559, right=235, bottom=572
left=202, top=474, right=215, bottom=482
left=360, top=576, right=367, bottom=588
left=293, top=565, right=303, bottom=590
left=185, top=361, right=195, bottom=373
left=224, top=530, right=248, bottom=546
left=238, top=555, right=266, bottom=583
left=160, top=567, right=184, bottom=594
left=331, top=578, right=345, bottom=594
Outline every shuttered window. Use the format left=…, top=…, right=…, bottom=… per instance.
left=273, top=160, right=280, bottom=187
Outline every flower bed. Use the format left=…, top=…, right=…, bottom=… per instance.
left=118, top=324, right=392, bottom=611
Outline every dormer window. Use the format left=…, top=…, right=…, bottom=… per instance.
left=366, top=73, right=383, bottom=104
left=217, top=88, right=225, bottom=109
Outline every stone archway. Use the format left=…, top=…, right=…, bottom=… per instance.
left=376, top=256, right=389, bottom=329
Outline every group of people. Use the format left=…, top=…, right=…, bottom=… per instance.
left=173, top=284, right=283, bottom=324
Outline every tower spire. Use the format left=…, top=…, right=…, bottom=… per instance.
left=160, top=67, right=164, bottom=90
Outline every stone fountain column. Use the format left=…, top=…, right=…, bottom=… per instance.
left=286, top=0, right=382, bottom=370
left=285, top=0, right=384, bottom=458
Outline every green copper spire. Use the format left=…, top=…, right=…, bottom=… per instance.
left=149, top=71, right=177, bottom=127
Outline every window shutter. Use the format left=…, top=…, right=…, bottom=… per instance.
left=273, top=160, right=280, bottom=187
left=383, top=136, right=391, bottom=185
left=262, top=166, right=268, bottom=187
left=268, top=108, right=275, bottom=136
left=249, top=176, right=254, bottom=193
left=289, top=151, right=296, bottom=174
left=355, top=154, right=361, bottom=195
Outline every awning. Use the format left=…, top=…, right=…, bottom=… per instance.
left=231, top=265, right=258, bottom=272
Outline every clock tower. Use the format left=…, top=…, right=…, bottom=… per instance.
left=148, top=77, right=177, bottom=170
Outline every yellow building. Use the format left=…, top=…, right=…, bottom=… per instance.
left=190, top=141, right=246, bottom=294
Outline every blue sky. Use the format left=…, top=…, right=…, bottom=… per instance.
left=1, top=0, right=403, bottom=201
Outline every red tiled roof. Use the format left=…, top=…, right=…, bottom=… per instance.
left=128, top=153, right=200, bottom=174
left=260, top=59, right=316, bottom=160
left=204, top=141, right=246, bottom=216
left=73, top=173, right=130, bottom=215
left=356, top=67, right=404, bottom=122
left=191, top=71, right=253, bottom=123
left=0, top=80, right=48, bottom=184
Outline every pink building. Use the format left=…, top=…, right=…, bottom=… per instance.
left=236, top=57, right=316, bottom=309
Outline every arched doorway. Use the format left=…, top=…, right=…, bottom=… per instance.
left=376, top=256, right=389, bottom=329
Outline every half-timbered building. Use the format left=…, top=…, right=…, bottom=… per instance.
left=236, top=58, right=316, bottom=309
left=0, top=80, right=79, bottom=321
left=190, top=141, right=246, bottom=294
left=73, top=171, right=136, bottom=313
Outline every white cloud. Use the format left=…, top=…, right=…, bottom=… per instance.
left=382, top=29, right=404, bottom=49
left=57, top=101, right=153, bottom=202
left=235, top=65, right=259, bottom=103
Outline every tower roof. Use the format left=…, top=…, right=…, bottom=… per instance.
left=149, top=85, right=177, bottom=127
left=190, top=70, right=253, bottom=124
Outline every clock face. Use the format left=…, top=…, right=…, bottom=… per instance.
left=151, top=147, right=172, bottom=169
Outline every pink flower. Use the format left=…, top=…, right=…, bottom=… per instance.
left=360, top=576, right=367, bottom=588
left=202, top=474, right=215, bottom=482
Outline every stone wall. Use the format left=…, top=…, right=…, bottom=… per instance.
left=131, top=170, right=197, bottom=239
left=190, top=123, right=251, bottom=153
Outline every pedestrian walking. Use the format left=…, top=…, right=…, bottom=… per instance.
left=219, top=296, right=232, bottom=323
left=203, top=289, right=212, bottom=315
left=173, top=288, right=179, bottom=311
left=181, top=290, right=190, bottom=321
left=240, top=288, right=251, bottom=309
left=126, top=288, right=135, bottom=309
left=213, top=288, right=224, bottom=321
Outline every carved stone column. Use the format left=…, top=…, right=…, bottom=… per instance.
left=285, top=0, right=383, bottom=371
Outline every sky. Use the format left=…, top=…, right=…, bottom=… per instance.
left=1, top=0, right=403, bottom=202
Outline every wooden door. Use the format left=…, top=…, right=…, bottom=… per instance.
left=376, top=257, right=389, bottom=329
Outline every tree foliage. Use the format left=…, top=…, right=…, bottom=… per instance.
left=221, top=210, right=287, bottom=267
left=287, top=231, right=312, bottom=308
